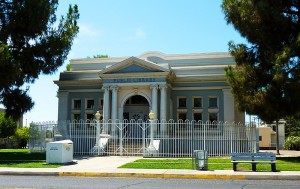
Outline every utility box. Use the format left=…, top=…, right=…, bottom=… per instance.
left=46, top=140, right=73, bottom=164
left=192, top=150, right=208, bottom=170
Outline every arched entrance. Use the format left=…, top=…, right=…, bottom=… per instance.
left=123, top=95, right=150, bottom=121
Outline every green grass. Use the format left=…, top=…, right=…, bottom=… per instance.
left=0, top=149, right=60, bottom=168
left=119, top=157, right=300, bottom=171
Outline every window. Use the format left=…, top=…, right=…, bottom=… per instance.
left=193, top=97, right=202, bottom=108
left=193, top=112, right=202, bottom=122
left=209, top=113, right=218, bottom=122
left=86, top=99, right=94, bottom=109
left=209, top=113, right=218, bottom=128
left=259, top=136, right=262, bottom=141
left=178, top=112, right=187, bottom=121
left=131, top=95, right=148, bottom=104
left=178, top=97, right=186, bottom=108
left=86, top=113, right=94, bottom=121
left=73, top=113, right=80, bottom=121
left=100, top=98, right=103, bottom=108
left=209, top=97, right=218, bottom=108
left=73, top=99, right=81, bottom=109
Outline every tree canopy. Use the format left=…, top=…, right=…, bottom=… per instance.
left=0, top=0, right=79, bottom=120
left=222, top=0, right=300, bottom=122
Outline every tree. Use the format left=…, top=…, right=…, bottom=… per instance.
left=285, top=115, right=300, bottom=137
left=0, top=0, right=79, bottom=120
left=222, top=0, right=300, bottom=154
left=0, top=112, right=17, bottom=138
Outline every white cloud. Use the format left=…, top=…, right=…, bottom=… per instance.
left=78, top=23, right=102, bottom=38
left=126, top=27, right=146, bottom=41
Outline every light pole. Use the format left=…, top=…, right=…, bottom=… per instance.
left=95, top=111, right=101, bottom=147
left=147, top=110, right=156, bottom=152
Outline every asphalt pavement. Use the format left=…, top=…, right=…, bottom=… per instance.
left=0, top=150, right=299, bottom=180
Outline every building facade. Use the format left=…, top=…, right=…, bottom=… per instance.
left=54, top=51, right=245, bottom=123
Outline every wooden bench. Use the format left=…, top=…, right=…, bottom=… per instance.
left=231, top=152, right=276, bottom=172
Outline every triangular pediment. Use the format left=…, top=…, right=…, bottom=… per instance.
left=99, top=56, right=169, bottom=75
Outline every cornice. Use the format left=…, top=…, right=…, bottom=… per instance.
left=54, top=78, right=102, bottom=86
left=100, top=72, right=170, bottom=79
left=139, top=51, right=231, bottom=60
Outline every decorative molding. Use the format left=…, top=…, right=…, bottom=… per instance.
left=99, top=56, right=169, bottom=75
left=139, top=51, right=231, bottom=60
left=172, top=86, right=230, bottom=90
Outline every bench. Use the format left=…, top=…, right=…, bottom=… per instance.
left=231, top=152, right=276, bottom=172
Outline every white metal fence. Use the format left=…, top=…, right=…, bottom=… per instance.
left=30, top=119, right=257, bottom=157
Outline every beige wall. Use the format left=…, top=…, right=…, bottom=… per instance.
left=259, top=127, right=273, bottom=148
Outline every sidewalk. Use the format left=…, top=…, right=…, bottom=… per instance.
left=0, top=150, right=300, bottom=180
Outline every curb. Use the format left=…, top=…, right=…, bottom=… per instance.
left=0, top=171, right=59, bottom=176
left=59, top=172, right=246, bottom=180
left=1, top=171, right=300, bottom=180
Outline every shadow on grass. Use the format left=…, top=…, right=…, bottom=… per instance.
left=277, top=156, right=300, bottom=163
left=0, top=150, right=45, bottom=161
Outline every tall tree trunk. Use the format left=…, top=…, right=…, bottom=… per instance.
left=276, top=120, right=280, bottom=155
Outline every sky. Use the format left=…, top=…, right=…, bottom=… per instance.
left=20, top=0, right=247, bottom=125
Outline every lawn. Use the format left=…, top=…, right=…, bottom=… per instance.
left=0, top=149, right=60, bottom=168
left=119, top=157, right=300, bottom=171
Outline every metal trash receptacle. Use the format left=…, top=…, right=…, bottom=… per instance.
left=192, top=150, right=208, bottom=170
left=46, top=140, right=73, bottom=164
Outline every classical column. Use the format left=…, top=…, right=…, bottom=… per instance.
left=102, top=86, right=110, bottom=134
left=111, top=86, right=119, bottom=120
left=150, top=84, right=158, bottom=119
left=223, top=89, right=234, bottom=122
left=150, top=84, right=158, bottom=137
left=159, top=84, right=168, bottom=136
left=159, top=84, right=167, bottom=121
left=111, top=86, right=119, bottom=138
left=102, top=86, right=110, bottom=121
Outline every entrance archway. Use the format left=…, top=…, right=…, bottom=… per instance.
left=123, top=95, right=150, bottom=121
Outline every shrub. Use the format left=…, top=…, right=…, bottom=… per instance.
left=10, top=127, right=29, bottom=148
left=0, top=113, right=17, bottom=138
left=284, top=136, right=300, bottom=151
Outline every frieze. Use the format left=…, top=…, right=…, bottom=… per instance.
left=104, top=78, right=165, bottom=83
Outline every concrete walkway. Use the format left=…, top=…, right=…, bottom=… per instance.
left=0, top=150, right=300, bottom=180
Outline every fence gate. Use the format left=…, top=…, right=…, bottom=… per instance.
left=29, top=120, right=257, bottom=157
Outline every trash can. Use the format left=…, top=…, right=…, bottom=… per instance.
left=46, top=140, right=73, bottom=164
left=192, top=150, right=208, bottom=170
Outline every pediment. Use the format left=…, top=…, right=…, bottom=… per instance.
left=99, top=56, right=169, bottom=75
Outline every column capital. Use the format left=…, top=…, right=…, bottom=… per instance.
left=159, top=84, right=168, bottom=90
left=150, top=84, right=159, bottom=90
left=110, top=85, right=119, bottom=91
left=102, top=86, right=110, bottom=90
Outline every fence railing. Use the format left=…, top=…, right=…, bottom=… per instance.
left=30, top=119, right=257, bottom=157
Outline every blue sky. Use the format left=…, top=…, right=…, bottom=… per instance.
left=21, top=0, right=246, bottom=125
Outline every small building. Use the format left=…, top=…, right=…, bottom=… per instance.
left=52, top=52, right=254, bottom=156
left=258, top=120, right=286, bottom=150
left=54, top=51, right=245, bottom=123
